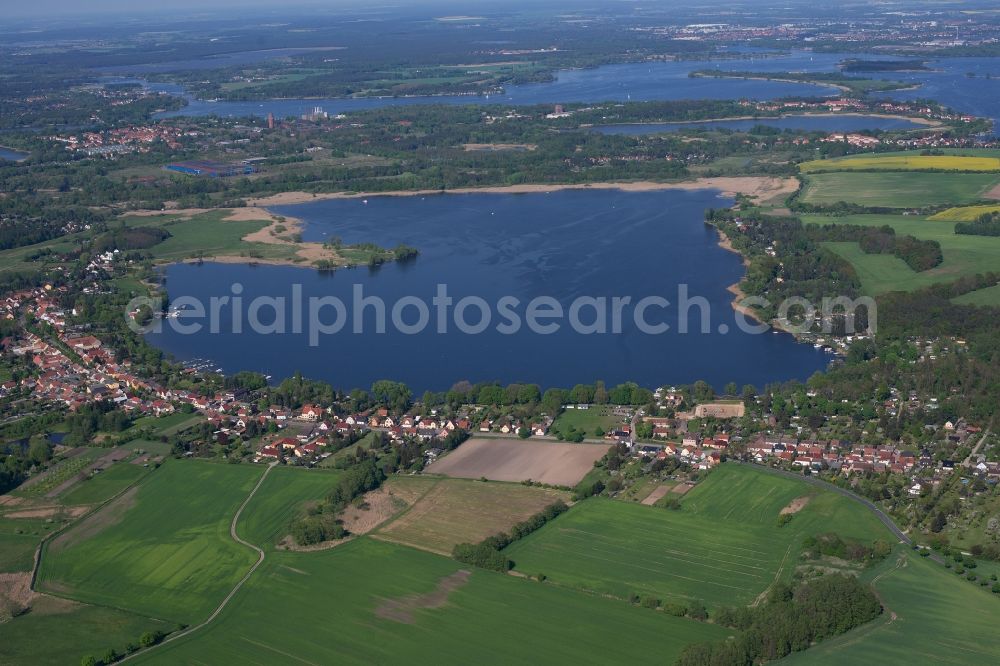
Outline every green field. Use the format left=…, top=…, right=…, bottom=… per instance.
left=799, top=172, right=1000, bottom=208
left=132, top=538, right=729, bottom=665
left=550, top=406, right=625, bottom=438
left=59, top=460, right=149, bottom=506
left=0, top=516, right=58, bottom=572
left=0, top=597, right=172, bottom=666
left=783, top=550, right=1000, bottom=665
left=0, top=210, right=304, bottom=274
left=953, top=283, right=1000, bottom=306
left=132, top=211, right=297, bottom=263
left=803, top=214, right=1000, bottom=296
left=129, top=412, right=204, bottom=437
left=37, top=460, right=263, bottom=624
left=504, top=465, right=891, bottom=609
left=237, top=465, right=341, bottom=547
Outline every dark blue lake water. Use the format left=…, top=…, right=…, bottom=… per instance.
left=593, top=114, right=924, bottom=135
left=0, top=147, right=28, bottom=162
left=147, top=190, right=830, bottom=392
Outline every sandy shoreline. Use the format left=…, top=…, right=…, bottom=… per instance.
left=690, top=72, right=924, bottom=97
left=714, top=228, right=767, bottom=326
left=248, top=176, right=799, bottom=208
left=592, top=111, right=940, bottom=129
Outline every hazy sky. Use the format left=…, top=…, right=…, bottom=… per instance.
left=6, top=0, right=373, bottom=20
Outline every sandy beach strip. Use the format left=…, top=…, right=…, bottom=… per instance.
left=246, top=176, right=799, bottom=207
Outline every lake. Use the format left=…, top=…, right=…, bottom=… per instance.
left=147, top=189, right=830, bottom=392
left=0, top=147, right=29, bottom=162
left=144, top=49, right=999, bottom=135
left=592, top=114, right=925, bottom=135
left=150, top=57, right=838, bottom=120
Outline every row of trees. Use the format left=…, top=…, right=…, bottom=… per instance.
left=955, top=212, right=1000, bottom=237
left=452, top=500, right=569, bottom=572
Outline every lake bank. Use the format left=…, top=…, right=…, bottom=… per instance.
left=248, top=176, right=799, bottom=208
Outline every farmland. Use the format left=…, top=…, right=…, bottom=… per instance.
left=425, top=438, right=610, bottom=487
left=800, top=154, right=1000, bottom=173
left=503, top=465, right=891, bottom=609
left=58, top=459, right=149, bottom=506
left=36, top=460, right=262, bottom=624
left=237, top=465, right=343, bottom=547
left=0, top=597, right=172, bottom=666
left=0, top=515, right=58, bottom=572
left=798, top=171, right=1000, bottom=208
left=783, top=550, right=1000, bottom=665
left=131, top=538, right=729, bottom=665
left=802, top=213, right=1000, bottom=296
left=375, top=478, right=571, bottom=555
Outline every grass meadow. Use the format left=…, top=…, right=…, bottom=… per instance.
left=503, top=464, right=890, bottom=609
left=549, top=405, right=626, bottom=438
left=132, top=538, right=729, bottom=665
left=783, top=549, right=1000, bottom=665
left=37, top=460, right=263, bottom=624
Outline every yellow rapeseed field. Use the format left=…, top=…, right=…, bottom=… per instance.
left=800, top=155, right=1000, bottom=173
left=929, top=205, right=1000, bottom=221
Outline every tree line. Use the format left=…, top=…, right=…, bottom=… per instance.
left=452, top=500, right=569, bottom=572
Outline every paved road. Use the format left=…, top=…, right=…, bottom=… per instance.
left=963, top=429, right=992, bottom=468
left=121, top=461, right=276, bottom=662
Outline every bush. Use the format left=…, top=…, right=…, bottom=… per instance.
left=452, top=543, right=511, bottom=572
left=662, top=602, right=688, bottom=617
left=687, top=601, right=709, bottom=621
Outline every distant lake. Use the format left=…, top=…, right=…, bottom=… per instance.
left=138, top=49, right=1000, bottom=135
left=150, top=56, right=838, bottom=120
left=0, top=147, right=28, bottom=162
left=147, top=189, right=830, bottom=392
left=592, top=114, right=925, bottom=135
